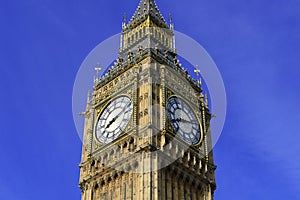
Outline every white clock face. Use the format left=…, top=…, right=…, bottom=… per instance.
left=96, top=96, right=133, bottom=144
left=167, top=97, right=201, bottom=145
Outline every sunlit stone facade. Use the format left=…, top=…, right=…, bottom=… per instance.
left=79, top=1, right=216, bottom=199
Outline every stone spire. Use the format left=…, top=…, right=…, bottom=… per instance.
left=124, top=0, right=168, bottom=30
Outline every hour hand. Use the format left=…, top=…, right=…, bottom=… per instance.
left=173, top=118, right=184, bottom=122
left=106, top=117, right=116, bottom=129
left=171, top=118, right=180, bottom=123
left=179, top=118, right=189, bottom=123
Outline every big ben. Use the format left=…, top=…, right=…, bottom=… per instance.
left=78, top=0, right=216, bottom=199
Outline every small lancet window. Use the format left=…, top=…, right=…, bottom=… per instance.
left=139, top=112, right=143, bottom=118
left=144, top=108, right=149, bottom=116
left=139, top=96, right=143, bottom=102
left=144, top=92, right=149, bottom=99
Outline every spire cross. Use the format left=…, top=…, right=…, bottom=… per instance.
left=194, top=65, right=201, bottom=76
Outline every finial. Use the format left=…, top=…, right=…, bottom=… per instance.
left=197, top=78, right=202, bottom=87
left=169, top=13, right=174, bottom=30
left=169, top=13, right=173, bottom=24
left=205, top=93, right=209, bottom=107
left=87, top=90, right=91, bottom=104
left=94, top=63, right=101, bottom=84
left=122, top=13, right=127, bottom=29
left=123, top=12, right=127, bottom=23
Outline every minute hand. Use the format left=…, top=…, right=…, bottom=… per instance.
left=115, top=101, right=132, bottom=118
left=177, top=118, right=198, bottom=125
left=107, top=101, right=131, bottom=127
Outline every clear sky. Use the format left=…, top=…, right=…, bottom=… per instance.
left=1, top=0, right=300, bottom=199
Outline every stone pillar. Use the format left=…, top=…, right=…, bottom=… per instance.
left=90, top=189, right=94, bottom=200
left=137, top=170, right=143, bottom=200
left=85, top=185, right=92, bottom=200
left=109, top=181, right=114, bottom=200
left=152, top=170, right=159, bottom=200
left=195, top=187, right=199, bottom=200
left=82, top=188, right=86, bottom=200
left=166, top=171, right=172, bottom=200
left=203, top=185, right=207, bottom=200
left=95, top=186, right=100, bottom=200
left=115, top=179, right=120, bottom=200
left=128, top=173, right=133, bottom=200
left=160, top=169, right=166, bottom=200
left=120, top=175, right=126, bottom=200
left=192, top=185, right=197, bottom=200
left=144, top=172, right=151, bottom=200
left=207, top=184, right=212, bottom=200
left=186, top=182, right=191, bottom=200
left=103, top=184, right=108, bottom=200
left=178, top=178, right=184, bottom=200
left=133, top=173, right=138, bottom=200
left=119, top=179, right=122, bottom=200
left=173, top=176, right=178, bottom=200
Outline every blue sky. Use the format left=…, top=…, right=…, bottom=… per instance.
left=1, top=0, right=300, bottom=199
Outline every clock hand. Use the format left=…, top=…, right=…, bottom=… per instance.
left=171, top=118, right=181, bottom=123
left=116, top=101, right=132, bottom=116
left=179, top=118, right=189, bottom=123
left=173, top=118, right=184, bottom=122
left=101, top=130, right=106, bottom=136
left=105, top=101, right=131, bottom=129
left=175, top=118, right=198, bottom=125
left=105, top=117, right=116, bottom=129
left=111, top=101, right=132, bottom=122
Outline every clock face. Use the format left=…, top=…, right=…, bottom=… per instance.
left=96, top=96, right=133, bottom=144
left=167, top=97, right=201, bottom=145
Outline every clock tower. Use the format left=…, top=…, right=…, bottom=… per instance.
left=79, top=0, right=216, bottom=199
